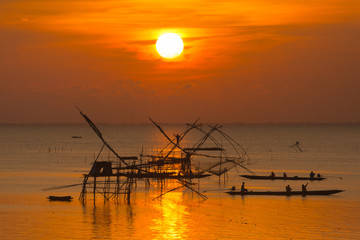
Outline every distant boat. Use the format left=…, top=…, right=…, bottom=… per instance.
left=72, top=136, right=82, bottom=138
left=47, top=196, right=73, bottom=201
left=225, top=190, right=343, bottom=196
left=240, top=174, right=326, bottom=181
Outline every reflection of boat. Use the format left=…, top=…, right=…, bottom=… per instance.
left=240, top=175, right=326, bottom=181
left=48, top=196, right=73, bottom=201
left=225, top=190, right=343, bottom=196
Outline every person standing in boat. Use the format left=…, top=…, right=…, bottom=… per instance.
left=286, top=185, right=292, bottom=193
left=310, top=171, right=315, bottom=179
left=241, top=182, right=248, bottom=193
left=270, top=171, right=275, bottom=178
left=283, top=172, right=287, bottom=178
left=302, top=183, right=308, bottom=193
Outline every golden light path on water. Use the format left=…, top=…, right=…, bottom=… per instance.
left=1, top=190, right=360, bottom=239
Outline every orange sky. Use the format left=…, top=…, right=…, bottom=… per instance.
left=1, top=0, right=359, bottom=123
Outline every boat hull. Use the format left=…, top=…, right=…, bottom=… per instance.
left=240, top=175, right=326, bottom=181
left=225, top=190, right=344, bottom=196
left=48, top=196, right=73, bottom=201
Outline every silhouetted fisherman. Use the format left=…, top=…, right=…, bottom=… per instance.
left=241, top=182, right=248, bottom=193
left=270, top=171, right=275, bottom=178
left=283, top=172, right=287, bottom=178
left=302, top=183, right=308, bottom=194
left=310, top=171, right=315, bottom=179
left=286, top=185, right=292, bottom=194
left=175, top=134, right=180, bottom=145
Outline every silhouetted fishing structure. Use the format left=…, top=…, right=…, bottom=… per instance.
left=43, top=108, right=252, bottom=204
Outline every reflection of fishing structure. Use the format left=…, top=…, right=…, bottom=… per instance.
left=74, top=109, right=251, bottom=204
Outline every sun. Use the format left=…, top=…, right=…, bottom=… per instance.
left=156, top=33, right=184, bottom=59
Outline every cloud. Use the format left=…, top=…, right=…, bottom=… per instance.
left=180, top=83, right=196, bottom=91
left=0, top=0, right=360, bottom=123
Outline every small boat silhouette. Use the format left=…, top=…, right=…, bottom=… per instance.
left=47, top=196, right=73, bottom=201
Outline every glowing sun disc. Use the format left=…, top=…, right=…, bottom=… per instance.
left=156, top=33, right=184, bottom=59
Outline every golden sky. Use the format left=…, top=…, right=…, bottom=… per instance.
left=1, top=0, right=359, bottom=123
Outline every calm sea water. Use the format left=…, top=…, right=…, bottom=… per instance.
left=0, top=123, right=359, bottom=239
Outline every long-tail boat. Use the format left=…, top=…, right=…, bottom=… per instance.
left=225, top=189, right=343, bottom=196
left=240, top=174, right=326, bottom=181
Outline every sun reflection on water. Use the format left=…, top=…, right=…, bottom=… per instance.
left=151, top=192, right=189, bottom=240
left=0, top=192, right=360, bottom=239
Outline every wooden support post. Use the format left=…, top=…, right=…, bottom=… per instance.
left=79, top=175, right=88, bottom=203
left=93, top=176, right=96, bottom=203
